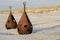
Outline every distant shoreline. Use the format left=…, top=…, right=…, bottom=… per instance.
left=0, top=6, right=60, bottom=14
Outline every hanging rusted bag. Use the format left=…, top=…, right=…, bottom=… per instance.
left=17, top=2, right=33, bottom=34
left=5, top=6, right=17, bottom=29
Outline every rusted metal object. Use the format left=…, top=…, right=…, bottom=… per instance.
left=5, top=6, right=17, bottom=29
left=17, top=2, right=33, bottom=34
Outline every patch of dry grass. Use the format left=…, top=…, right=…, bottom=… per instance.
left=0, top=6, right=60, bottom=14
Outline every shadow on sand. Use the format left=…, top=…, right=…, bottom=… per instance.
left=0, top=32, right=17, bottom=35
left=0, top=25, right=60, bottom=35
left=33, top=25, right=60, bottom=33
left=33, top=20, right=60, bottom=26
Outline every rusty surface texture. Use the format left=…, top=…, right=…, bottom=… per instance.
left=5, top=6, right=17, bottom=29
left=17, top=2, right=33, bottom=34
left=5, top=13, right=17, bottom=29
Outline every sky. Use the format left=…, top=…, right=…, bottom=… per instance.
left=0, top=0, right=60, bottom=10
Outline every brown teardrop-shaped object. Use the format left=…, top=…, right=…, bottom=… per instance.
left=5, top=6, right=17, bottom=29
left=17, top=2, right=33, bottom=34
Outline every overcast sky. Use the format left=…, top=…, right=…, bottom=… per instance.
left=0, top=0, right=60, bottom=10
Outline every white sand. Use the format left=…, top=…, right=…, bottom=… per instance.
left=0, top=11, right=60, bottom=40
